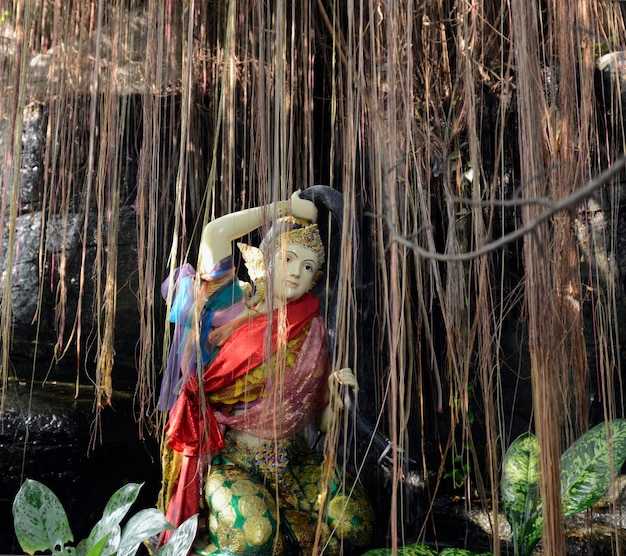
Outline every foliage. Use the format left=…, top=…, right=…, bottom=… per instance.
left=361, top=543, right=490, bottom=555
left=440, top=550, right=491, bottom=556
left=362, top=544, right=438, bottom=555
left=501, top=420, right=626, bottom=556
left=560, top=420, right=626, bottom=517
left=444, top=452, right=472, bottom=489
left=12, top=479, right=197, bottom=556
left=501, top=433, right=542, bottom=556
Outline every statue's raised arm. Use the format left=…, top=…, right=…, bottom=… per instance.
left=197, top=190, right=318, bottom=276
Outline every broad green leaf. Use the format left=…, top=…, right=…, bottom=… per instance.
left=75, top=527, right=124, bottom=556
left=102, top=482, right=144, bottom=522
left=85, top=534, right=109, bottom=556
left=561, top=419, right=626, bottom=517
left=12, top=479, right=74, bottom=555
left=82, top=522, right=120, bottom=556
left=116, top=508, right=174, bottom=556
left=501, top=432, right=543, bottom=556
left=440, top=550, right=492, bottom=556
left=153, top=514, right=198, bottom=556
left=519, top=522, right=542, bottom=556
left=83, top=482, right=143, bottom=556
left=501, top=432, right=540, bottom=518
left=360, top=544, right=438, bottom=555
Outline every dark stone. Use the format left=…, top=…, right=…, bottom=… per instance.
left=0, top=381, right=161, bottom=554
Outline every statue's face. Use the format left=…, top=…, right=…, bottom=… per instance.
left=272, top=242, right=319, bottom=304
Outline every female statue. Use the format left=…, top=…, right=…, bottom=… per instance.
left=156, top=188, right=373, bottom=555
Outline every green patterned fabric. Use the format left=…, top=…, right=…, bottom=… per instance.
left=193, top=431, right=374, bottom=555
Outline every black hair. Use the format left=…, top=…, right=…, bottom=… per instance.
left=300, top=186, right=359, bottom=357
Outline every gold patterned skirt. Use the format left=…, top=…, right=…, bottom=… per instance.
left=194, top=431, right=374, bottom=555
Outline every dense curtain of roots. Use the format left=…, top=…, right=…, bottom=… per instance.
left=2, top=0, right=626, bottom=553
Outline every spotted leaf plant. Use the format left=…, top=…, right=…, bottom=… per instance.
left=362, top=544, right=490, bottom=555
left=13, top=479, right=197, bottom=556
left=501, top=419, right=626, bottom=556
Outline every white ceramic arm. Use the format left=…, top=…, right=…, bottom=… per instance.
left=197, top=190, right=317, bottom=277
left=290, top=190, right=318, bottom=222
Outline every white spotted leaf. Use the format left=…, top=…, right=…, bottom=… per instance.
left=561, top=419, right=626, bottom=517
left=501, top=432, right=542, bottom=556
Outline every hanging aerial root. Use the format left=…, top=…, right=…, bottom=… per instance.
left=96, top=336, right=115, bottom=407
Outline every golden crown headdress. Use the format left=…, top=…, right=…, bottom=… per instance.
left=275, top=221, right=325, bottom=269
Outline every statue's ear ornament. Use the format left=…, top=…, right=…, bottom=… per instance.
left=237, top=242, right=266, bottom=306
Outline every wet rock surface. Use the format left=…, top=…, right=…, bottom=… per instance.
left=0, top=379, right=160, bottom=555
left=422, top=492, right=626, bottom=555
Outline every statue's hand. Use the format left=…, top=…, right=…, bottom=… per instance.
left=329, top=368, right=358, bottom=410
left=291, top=190, right=318, bottom=223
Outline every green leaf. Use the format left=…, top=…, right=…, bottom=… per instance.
left=153, top=514, right=198, bottom=556
left=102, top=482, right=144, bottom=522
left=440, top=550, right=492, bottom=556
left=116, top=508, right=174, bottom=556
left=360, top=543, right=438, bottom=555
left=82, top=482, right=143, bottom=556
left=501, top=432, right=543, bottom=556
left=12, top=479, right=74, bottom=555
left=85, top=534, right=109, bottom=556
left=561, top=419, right=626, bottom=517
left=82, top=522, right=120, bottom=556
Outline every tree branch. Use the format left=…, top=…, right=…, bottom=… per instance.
left=386, top=153, right=626, bottom=262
